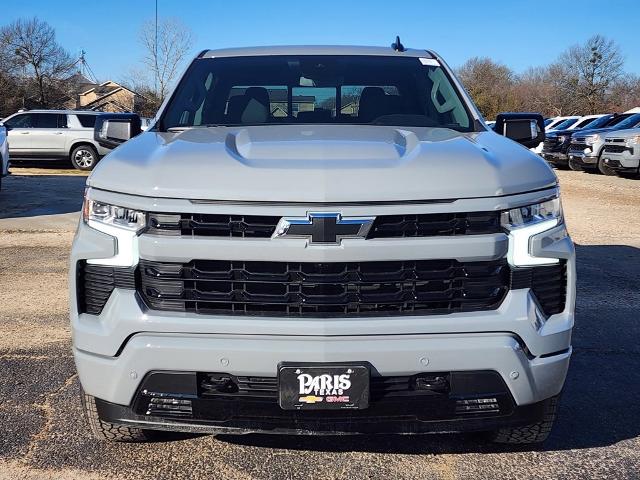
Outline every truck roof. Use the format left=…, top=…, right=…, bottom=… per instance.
left=19, top=109, right=99, bottom=115
left=200, top=45, right=435, bottom=59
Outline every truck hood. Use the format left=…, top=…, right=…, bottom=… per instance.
left=88, top=125, right=557, bottom=203
left=604, top=127, right=640, bottom=139
left=572, top=127, right=618, bottom=137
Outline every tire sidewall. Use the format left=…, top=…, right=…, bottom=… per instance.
left=598, top=155, right=617, bottom=176
left=71, top=145, right=98, bottom=171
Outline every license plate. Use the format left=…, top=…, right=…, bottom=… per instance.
left=278, top=363, right=369, bottom=410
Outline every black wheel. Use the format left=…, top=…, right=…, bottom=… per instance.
left=82, top=392, right=151, bottom=442
left=568, top=158, right=583, bottom=171
left=551, top=162, right=569, bottom=170
left=598, top=156, right=617, bottom=176
left=70, top=145, right=98, bottom=171
left=488, top=395, right=559, bottom=444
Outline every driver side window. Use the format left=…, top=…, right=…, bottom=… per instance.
left=5, top=113, right=33, bottom=128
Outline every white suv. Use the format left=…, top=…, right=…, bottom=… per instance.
left=1, top=110, right=110, bottom=170
left=0, top=124, right=8, bottom=190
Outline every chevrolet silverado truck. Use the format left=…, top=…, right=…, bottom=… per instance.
left=542, top=114, right=615, bottom=169
left=568, top=113, right=640, bottom=175
left=601, top=127, right=640, bottom=176
left=71, top=44, right=575, bottom=445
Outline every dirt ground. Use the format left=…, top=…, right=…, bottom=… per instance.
left=0, top=165, right=639, bottom=479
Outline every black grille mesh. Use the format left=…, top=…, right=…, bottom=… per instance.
left=138, top=258, right=511, bottom=317
left=603, top=144, right=631, bottom=154
left=368, top=212, right=501, bottom=238
left=569, top=143, right=588, bottom=152
left=510, top=262, right=567, bottom=316
left=77, top=262, right=136, bottom=315
left=147, top=211, right=502, bottom=239
left=77, top=260, right=567, bottom=318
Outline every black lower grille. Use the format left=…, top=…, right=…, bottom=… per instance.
left=511, top=261, right=567, bottom=316
left=569, top=143, right=588, bottom=152
left=198, top=372, right=451, bottom=401
left=542, top=138, right=560, bottom=152
left=138, top=259, right=511, bottom=317
left=77, top=262, right=136, bottom=315
left=531, top=262, right=567, bottom=316
left=130, top=370, right=514, bottom=427
left=604, top=144, right=631, bottom=154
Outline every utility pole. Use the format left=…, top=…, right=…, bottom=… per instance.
left=155, top=0, right=159, bottom=98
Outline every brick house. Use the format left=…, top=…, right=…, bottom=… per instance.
left=64, top=74, right=144, bottom=112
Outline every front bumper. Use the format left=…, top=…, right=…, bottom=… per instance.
left=543, top=152, right=568, bottom=166
left=75, top=331, right=571, bottom=408
left=92, top=368, right=562, bottom=435
left=602, top=151, right=640, bottom=172
left=568, top=151, right=599, bottom=168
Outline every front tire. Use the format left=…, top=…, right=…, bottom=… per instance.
left=488, top=395, right=559, bottom=444
left=70, top=145, right=98, bottom=171
left=82, top=393, right=151, bottom=442
left=568, top=158, right=583, bottom=171
left=598, top=156, right=617, bottom=176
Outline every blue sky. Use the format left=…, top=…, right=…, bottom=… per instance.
left=3, top=0, right=640, bottom=82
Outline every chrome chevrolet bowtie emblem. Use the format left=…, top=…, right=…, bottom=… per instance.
left=273, top=213, right=375, bottom=245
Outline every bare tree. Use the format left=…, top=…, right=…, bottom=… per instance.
left=457, top=57, right=519, bottom=119
left=608, top=73, right=640, bottom=112
left=0, top=17, right=76, bottom=108
left=556, top=35, right=624, bottom=114
left=119, top=68, right=162, bottom=117
left=139, top=18, right=194, bottom=101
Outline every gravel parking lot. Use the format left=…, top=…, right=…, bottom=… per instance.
left=1, top=165, right=639, bottom=479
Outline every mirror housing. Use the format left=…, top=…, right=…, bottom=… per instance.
left=94, top=113, right=142, bottom=150
left=493, top=112, right=545, bottom=148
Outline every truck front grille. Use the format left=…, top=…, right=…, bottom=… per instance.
left=603, top=144, right=631, bottom=154
left=569, top=143, right=588, bottom=152
left=147, top=211, right=502, bottom=239
left=138, top=259, right=511, bottom=317
left=542, top=137, right=560, bottom=151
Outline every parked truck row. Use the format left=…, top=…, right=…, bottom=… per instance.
left=540, top=112, right=640, bottom=176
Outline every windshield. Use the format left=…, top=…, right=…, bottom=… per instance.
left=580, top=115, right=612, bottom=130
left=551, top=118, right=579, bottom=130
left=544, top=118, right=554, bottom=127
left=573, top=118, right=596, bottom=129
left=613, top=113, right=640, bottom=130
left=160, top=55, right=474, bottom=131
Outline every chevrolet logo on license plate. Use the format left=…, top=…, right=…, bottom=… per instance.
left=298, top=395, right=324, bottom=404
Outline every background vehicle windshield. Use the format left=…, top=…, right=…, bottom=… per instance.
left=160, top=55, right=473, bottom=131
left=612, top=113, right=640, bottom=129
left=552, top=118, right=579, bottom=130
left=580, top=115, right=612, bottom=130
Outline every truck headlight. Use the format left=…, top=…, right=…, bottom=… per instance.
left=82, top=189, right=146, bottom=266
left=82, top=197, right=146, bottom=233
left=501, top=198, right=564, bottom=266
left=626, top=135, right=640, bottom=147
left=584, top=134, right=600, bottom=145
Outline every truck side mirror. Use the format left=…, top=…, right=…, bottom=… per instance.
left=494, top=112, right=545, bottom=148
left=94, top=113, right=142, bottom=150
